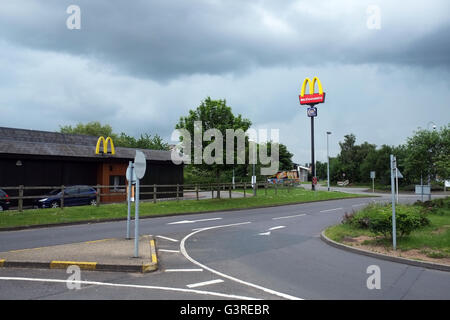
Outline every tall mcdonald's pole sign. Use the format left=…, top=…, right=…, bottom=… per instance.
left=299, top=77, right=326, bottom=191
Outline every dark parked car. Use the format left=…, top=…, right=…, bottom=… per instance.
left=0, top=189, right=11, bottom=211
left=34, top=185, right=97, bottom=209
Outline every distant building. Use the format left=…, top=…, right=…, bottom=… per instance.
left=0, top=127, right=183, bottom=203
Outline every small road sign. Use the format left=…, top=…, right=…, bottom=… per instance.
left=134, top=150, right=147, bottom=179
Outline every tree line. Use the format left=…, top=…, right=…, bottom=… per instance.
left=314, top=126, right=449, bottom=188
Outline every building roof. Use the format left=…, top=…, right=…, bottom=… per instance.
left=0, top=127, right=173, bottom=162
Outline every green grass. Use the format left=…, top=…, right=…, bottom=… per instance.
left=325, top=199, right=450, bottom=259
left=0, top=188, right=366, bottom=229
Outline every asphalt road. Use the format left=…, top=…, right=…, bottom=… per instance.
left=0, top=193, right=449, bottom=300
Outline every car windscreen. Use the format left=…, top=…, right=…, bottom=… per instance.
left=48, top=189, right=61, bottom=195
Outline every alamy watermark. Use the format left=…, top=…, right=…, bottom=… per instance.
left=171, top=122, right=280, bottom=175
left=366, top=5, right=381, bottom=30
left=66, top=265, right=81, bottom=290
left=366, top=265, right=381, bottom=290
left=66, top=5, right=81, bottom=30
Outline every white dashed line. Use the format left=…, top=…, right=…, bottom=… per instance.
left=319, top=207, right=343, bottom=213
left=272, top=213, right=306, bottom=220
left=186, top=279, right=224, bottom=288
left=268, top=226, right=286, bottom=231
left=165, top=269, right=203, bottom=272
left=158, top=249, right=180, bottom=253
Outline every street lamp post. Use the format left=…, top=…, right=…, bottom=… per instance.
left=327, top=132, right=332, bottom=191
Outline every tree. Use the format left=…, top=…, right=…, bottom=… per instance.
left=175, top=97, right=252, bottom=195
left=60, top=122, right=116, bottom=139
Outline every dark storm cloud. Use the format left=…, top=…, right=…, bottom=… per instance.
left=1, top=0, right=449, bottom=81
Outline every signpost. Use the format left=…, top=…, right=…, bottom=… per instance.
left=390, top=155, right=397, bottom=250
left=299, top=77, right=326, bottom=191
left=370, top=171, right=375, bottom=193
left=128, top=150, right=146, bottom=258
left=125, top=161, right=135, bottom=239
left=395, top=168, right=403, bottom=204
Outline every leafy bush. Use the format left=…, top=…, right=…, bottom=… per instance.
left=343, top=203, right=430, bottom=239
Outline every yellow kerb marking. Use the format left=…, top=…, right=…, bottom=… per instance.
left=50, top=261, right=97, bottom=270
left=150, top=240, right=157, bottom=264
left=84, top=238, right=115, bottom=244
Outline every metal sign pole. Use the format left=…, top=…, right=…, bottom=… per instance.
left=126, top=161, right=133, bottom=239
left=134, top=177, right=140, bottom=257
left=310, top=113, right=315, bottom=191
left=390, top=155, right=397, bottom=250
left=396, top=168, right=399, bottom=204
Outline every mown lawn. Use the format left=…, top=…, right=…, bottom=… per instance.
left=0, top=188, right=366, bottom=229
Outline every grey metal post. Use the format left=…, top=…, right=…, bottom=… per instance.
left=390, top=155, right=397, bottom=250
left=195, top=184, right=199, bottom=200
left=126, top=161, right=133, bottom=239
left=134, top=178, right=140, bottom=258
left=61, top=185, right=65, bottom=210
left=153, top=184, right=157, bottom=203
left=18, top=185, right=24, bottom=212
left=421, top=175, right=423, bottom=202
left=327, top=132, right=330, bottom=191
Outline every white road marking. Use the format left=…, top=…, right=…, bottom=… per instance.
left=258, top=231, right=271, bottom=236
left=156, top=235, right=179, bottom=242
left=0, top=277, right=258, bottom=300
left=268, top=226, right=286, bottom=231
left=319, top=207, right=343, bottom=213
left=186, top=279, right=224, bottom=288
left=272, top=213, right=306, bottom=220
left=167, top=218, right=222, bottom=225
left=158, top=249, right=180, bottom=253
left=180, top=222, right=302, bottom=300
left=165, top=268, right=203, bottom=272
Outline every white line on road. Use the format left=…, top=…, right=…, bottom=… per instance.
left=272, top=213, right=306, bottom=220
left=158, top=249, right=180, bottom=253
left=156, top=235, right=179, bottom=242
left=0, top=277, right=258, bottom=300
left=165, top=269, right=204, bottom=272
left=258, top=231, right=271, bottom=236
left=352, top=203, right=367, bottom=207
left=167, top=218, right=222, bottom=225
left=268, top=226, right=286, bottom=231
left=186, top=279, right=224, bottom=288
left=319, top=207, right=343, bottom=213
left=180, top=222, right=302, bottom=300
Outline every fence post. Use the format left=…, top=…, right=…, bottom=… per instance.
left=211, top=184, right=214, bottom=198
left=96, top=185, right=100, bottom=207
left=61, top=185, right=65, bottom=210
left=229, top=183, right=232, bottom=199
left=275, top=182, right=278, bottom=195
left=217, top=183, right=220, bottom=199
left=244, top=182, right=246, bottom=198
left=18, top=185, right=24, bottom=212
left=153, top=184, right=157, bottom=203
left=265, top=181, right=268, bottom=196
left=176, top=184, right=179, bottom=201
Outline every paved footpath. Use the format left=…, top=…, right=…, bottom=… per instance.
left=0, top=193, right=449, bottom=300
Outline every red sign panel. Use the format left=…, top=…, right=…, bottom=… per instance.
left=299, top=93, right=325, bottom=105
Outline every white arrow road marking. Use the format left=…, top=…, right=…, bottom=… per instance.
left=180, top=222, right=302, bottom=300
left=186, top=279, right=224, bottom=288
left=167, top=218, right=222, bottom=225
left=258, top=231, right=271, bottom=236
left=272, top=213, right=306, bottom=220
left=0, top=277, right=258, bottom=300
left=319, top=207, right=343, bottom=213
left=156, top=235, right=179, bottom=242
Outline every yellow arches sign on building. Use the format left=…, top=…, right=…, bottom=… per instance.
left=299, top=76, right=325, bottom=105
left=95, top=136, right=115, bottom=155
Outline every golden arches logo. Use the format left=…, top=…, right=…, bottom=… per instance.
left=299, top=76, right=325, bottom=105
left=95, top=136, right=115, bottom=155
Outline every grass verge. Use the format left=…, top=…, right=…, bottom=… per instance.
left=325, top=198, right=450, bottom=262
left=0, top=188, right=366, bottom=229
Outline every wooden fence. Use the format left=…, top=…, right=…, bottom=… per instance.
left=0, top=180, right=300, bottom=212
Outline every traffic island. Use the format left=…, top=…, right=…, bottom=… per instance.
left=0, top=235, right=158, bottom=273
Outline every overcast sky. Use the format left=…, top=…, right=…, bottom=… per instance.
left=0, top=0, right=449, bottom=164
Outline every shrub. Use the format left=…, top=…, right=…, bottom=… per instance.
left=348, top=204, right=430, bottom=239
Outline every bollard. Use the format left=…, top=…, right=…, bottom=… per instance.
left=18, top=185, right=24, bottom=212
